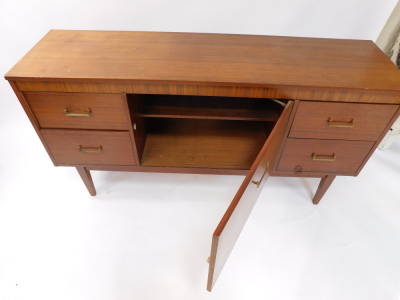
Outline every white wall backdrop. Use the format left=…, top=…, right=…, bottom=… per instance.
left=1, top=1, right=399, bottom=300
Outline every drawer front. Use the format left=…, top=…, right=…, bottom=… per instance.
left=42, top=130, right=136, bottom=166
left=277, top=138, right=374, bottom=174
left=24, top=92, right=130, bottom=130
left=289, top=101, right=398, bottom=141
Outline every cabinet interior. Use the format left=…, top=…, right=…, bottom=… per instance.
left=127, top=94, right=285, bottom=170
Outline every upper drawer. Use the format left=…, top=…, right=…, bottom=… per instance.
left=289, top=101, right=398, bottom=141
left=23, top=92, right=130, bottom=130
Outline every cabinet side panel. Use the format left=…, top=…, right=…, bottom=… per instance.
left=354, top=105, right=400, bottom=175
left=7, top=81, right=57, bottom=165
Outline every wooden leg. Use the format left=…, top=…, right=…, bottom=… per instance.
left=76, top=167, right=96, bottom=196
left=313, top=175, right=336, bottom=205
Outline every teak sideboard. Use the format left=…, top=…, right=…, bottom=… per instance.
left=5, top=30, right=400, bottom=291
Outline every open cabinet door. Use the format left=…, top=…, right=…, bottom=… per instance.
left=207, top=101, right=294, bottom=291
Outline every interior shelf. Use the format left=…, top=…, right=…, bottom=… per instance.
left=137, top=95, right=281, bottom=121
left=141, top=118, right=269, bottom=169
left=128, top=94, right=282, bottom=170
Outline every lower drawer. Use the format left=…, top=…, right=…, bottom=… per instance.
left=277, top=138, right=374, bottom=174
left=42, top=130, right=136, bottom=166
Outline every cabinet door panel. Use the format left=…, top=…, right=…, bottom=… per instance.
left=207, top=102, right=294, bottom=291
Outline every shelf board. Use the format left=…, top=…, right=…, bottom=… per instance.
left=141, top=119, right=268, bottom=169
left=136, top=94, right=282, bottom=121
left=138, top=106, right=280, bottom=121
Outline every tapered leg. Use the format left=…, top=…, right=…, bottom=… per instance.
left=313, top=175, right=336, bottom=205
left=76, top=167, right=96, bottom=196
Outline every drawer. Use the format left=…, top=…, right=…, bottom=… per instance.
left=277, top=138, right=374, bottom=174
left=41, top=130, right=136, bottom=166
left=23, top=92, right=130, bottom=130
left=289, top=101, right=398, bottom=141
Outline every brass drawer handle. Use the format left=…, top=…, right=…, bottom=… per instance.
left=312, top=153, right=336, bottom=161
left=64, top=108, right=92, bottom=117
left=327, top=118, right=354, bottom=128
left=79, top=145, right=103, bottom=153
left=252, top=162, right=269, bottom=188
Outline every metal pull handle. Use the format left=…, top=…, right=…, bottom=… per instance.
left=327, top=118, right=354, bottom=128
left=312, top=153, right=336, bottom=161
left=79, top=145, right=102, bottom=153
left=64, top=108, right=92, bottom=117
left=252, top=162, right=269, bottom=188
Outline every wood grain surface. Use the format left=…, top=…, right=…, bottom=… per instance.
left=141, top=118, right=268, bottom=169
left=289, top=101, right=399, bottom=141
left=277, top=138, right=374, bottom=174
left=5, top=31, right=400, bottom=291
left=6, top=30, right=400, bottom=93
left=23, top=92, right=130, bottom=130
left=41, top=130, right=136, bottom=166
left=137, top=95, right=281, bottom=121
left=207, top=102, right=294, bottom=291
left=15, top=80, right=400, bottom=104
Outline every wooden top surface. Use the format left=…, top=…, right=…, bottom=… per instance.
left=5, top=30, right=400, bottom=91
